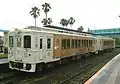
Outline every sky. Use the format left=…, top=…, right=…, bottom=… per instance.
left=0, top=0, right=120, bottom=35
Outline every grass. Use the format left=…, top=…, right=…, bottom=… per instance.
left=0, top=53, right=8, bottom=58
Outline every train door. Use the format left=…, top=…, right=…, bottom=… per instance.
left=15, top=36, right=22, bottom=61
left=8, top=36, right=15, bottom=60
left=44, top=36, right=53, bottom=63
left=39, top=35, right=53, bottom=63
left=39, top=36, right=44, bottom=60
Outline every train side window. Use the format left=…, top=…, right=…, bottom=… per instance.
left=92, top=40, right=94, bottom=46
left=75, top=39, right=77, bottom=48
left=62, top=39, right=64, bottom=49
left=85, top=40, right=87, bottom=47
left=9, top=36, right=14, bottom=47
left=90, top=40, right=92, bottom=47
left=80, top=40, right=82, bottom=47
left=78, top=40, right=80, bottom=48
left=84, top=40, right=86, bottom=47
left=17, top=38, right=21, bottom=47
left=40, top=38, right=42, bottom=49
left=82, top=40, right=84, bottom=47
left=88, top=40, right=90, bottom=47
left=87, top=40, right=88, bottom=47
left=47, top=38, right=51, bottom=49
left=86, top=40, right=88, bottom=47
left=65, top=39, right=67, bottom=49
left=62, top=39, right=65, bottom=49
left=24, top=35, right=31, bottom=48
left=71, top=39, right=74, bottom=48
left=67, top=39, right=70, bottom=49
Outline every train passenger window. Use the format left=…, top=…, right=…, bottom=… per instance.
left=47, top=38, right=51, bottom=49
left=86, top=40, right=88, bottom=47
left=92, top=40, right=94, bottom=46
left=82, top=40, right=84, bottom=47
left=24, top=35, right=31, bottom=48
left=67, top=39, right=70, bottom=48
left=40, top=39, right=42, bottom=49
left=61, top=39, right=67, bottom=49
left=9, top=36, right=14, bottom=47
left=84, top=40, right=87, bottom=47
left=75, top=39, right=77, bottom=48
left=17, top=38, right=21, bottom=47
left=62, top=39, right=64, bottom=49
left=78, top=40, right=80, bottom=48
left=71, top=39, right=74, bottom=48
left=90, top=40, right=92, bottom=47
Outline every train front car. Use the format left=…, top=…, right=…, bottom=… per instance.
left=8, top=29, right=41, bottom=72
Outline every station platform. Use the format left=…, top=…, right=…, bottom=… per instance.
left=0, top=58, right=8, bottom=64
left=85, top=53, right=120, bottom=84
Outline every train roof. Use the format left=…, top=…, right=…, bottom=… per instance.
left=44, top=25, right=92, bottom=34
left=94, top=36, right=114, bottom=39
left=9, top=28, right=94, bottom=38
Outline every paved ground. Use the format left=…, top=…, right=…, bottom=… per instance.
left=85, top=53, right=120, bottom=84
left=0, top=58, right=8, bottom=64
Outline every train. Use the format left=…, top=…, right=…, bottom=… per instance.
left=8, top=25, right=115, bottom=72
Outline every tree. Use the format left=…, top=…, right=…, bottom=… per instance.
left=60, top=18, right=69, bottom=27
left=47, top=18, right=52, bottom=25
left=29, top=6, right=40, bottom=26
left=42, top=18, right=52, bottom=25
left=42, top=2, right=51, bottom=25
left=77, top=26, right=84, bottom=32
left=41, top=18, right=47, bottom=25
left=68, top=17, right=75, bottom=27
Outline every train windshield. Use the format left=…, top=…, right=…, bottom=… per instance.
left=9, top=36, right=14, bottom=47
left=24, top=35, right=31, bottom=48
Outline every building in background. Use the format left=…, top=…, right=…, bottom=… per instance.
left=0, top=36, right=3, bottom=52
left=0, top=29, right=9, bottom=53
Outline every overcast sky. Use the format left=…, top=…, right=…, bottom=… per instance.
left=0, top=0, right=120, bottom=33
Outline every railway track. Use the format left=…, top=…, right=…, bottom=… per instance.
left=0, top=71, right=17, bottom=84
left=32, top=48, right=119, bottom=84
left=58, top=64, right=95, bottom=84
left=0, top=48, right=120, bottom=84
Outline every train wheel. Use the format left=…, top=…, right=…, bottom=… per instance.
left=95, top=51, right=98, bottom=55
left=45, top=63, right=55, bottom=70
left=76, top=55, right=81, bottom=60
left=81, top=55, right=86, bottom=59
left=72, top=56, right=76, bottom=60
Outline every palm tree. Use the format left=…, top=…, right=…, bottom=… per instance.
left=60, top=18, right=69, bottom=27
left=41, top=18, right=52, bottom=25
left=68, top=17, right=75, bottom=28
left=64, top=19, right=69, bottom=27
left=77, top=26, right=84, bottom=32
left=29, top=6, right=40, bottom=26
left=41, top=18, right=48, bottom=25
left=47, top=18, right=52, bottom=25
left=42, top=2, right=51, bottom=25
